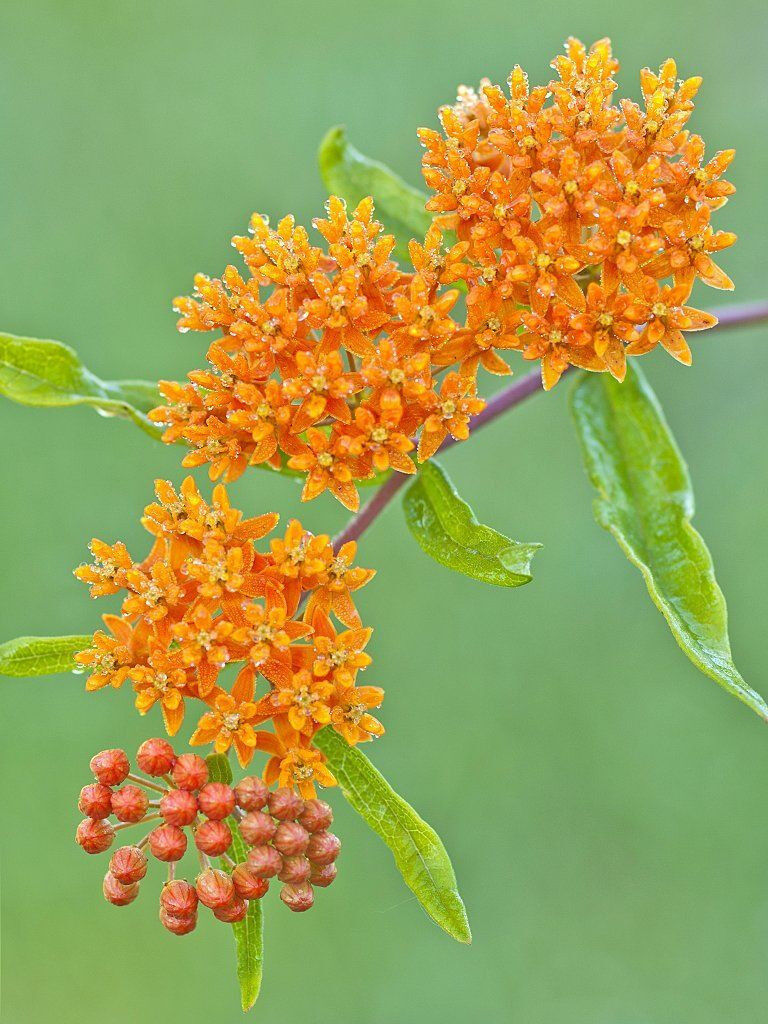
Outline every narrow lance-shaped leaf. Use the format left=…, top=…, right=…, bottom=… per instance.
left=0, top=332, right=162, bottom=438
left=206, top=753, right=264, bottom=1012
left=571, top=362, right=768, bottom=722
left=318, top=125, right=432, bottom=263
left=403, top=460, right=542, bottom=587
left=315, top=726, right=471, bottom=944
left=0, top=635, right=91, bottom=677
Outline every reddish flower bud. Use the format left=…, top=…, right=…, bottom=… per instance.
left=111, top=785, right=149, bottom=823
left=309, top=862, right=337, bottom=888
left=239, top=811, right=277, bottom=846
left=278, top=855, right=311, bottom=884
left=160, top=907, right=197, bottom=935
left=76, top=817, right=114, bottom=854
left=90, top=749, right=130, bottom=787
left=234, top=776, right=269, bottom=812
left=197, top=782, right=235, bottom=821
left=161, top=879, right=199, bottom=918
left=267, top=787, right=304, bottom=821
left=78, top=783, right=113, bottom=820
left=171, top=753, right=209, bottom=792
left=110, top=845, right=148, bottom=885
left=298, top=799, right=334, bottom=833
left=194, top=819, right=232, bottom=856
left=280, top=882, right=315, bottom=912
left=232, top=863, right=270, bottom=900
left=213, top=897, right=248, bottom=923
left=148, top=824, right=187, bottom=862
left=246, top=845, right=283, bottom=878
left=136, top=738, right=176, bottom=777
left=273, top=821, right=309, bottom=857
left=159, top=789, right=198, bottom=827
left=306, top=830, right=341, bottom=866
left=102, top=870, right=139, bottom=906
left=195, top=868, right=235, bottom=909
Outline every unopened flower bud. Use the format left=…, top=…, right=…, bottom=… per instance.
left=110, top=845, right=148, bottom=884
left=159, top=789, right=198, bottom=827
left=246, top=845, right=283, bottom=878
left=309, top=862, right=337, bottom=888
left=149, top=824, right=187, bottom=862
left=102, top=870, right=139, bottom=906
left=213, top=897, right=248, bottom=923
left=278, top=855, right=311, bottom=884
left=239, top=811, right=276, bottom=846
left=161, top=879, right=199, bottom=918
left=195, top=868, right=235, bottom=909
left=234, top=776, right=269, bottom=812
left=90, top=749, right=130, bottom=787
left=306, top=830, right=341, bottom=866
left=171, top=753, right=209, bottom=791
left=298, top=799, right=333, bottom=833
left=280, top=882, right=314, bottom=913
left=136, top=738, right=176, bottom=777
left=232, top=863, right=270, bottom=900
left=267, top=787, right=303, bottom=821
left=194, top=819, right=232, bottom=856
left=111, top=785, right=149, bottom=823
left=273, top=821, right=309, bottom=856
left=160, top=907, right=197, bottom=935
left=76, top=817, right=114, bottom=854
left=78, top=783, right=113, bottom=820
left=197, top=782, right=235, bottom=821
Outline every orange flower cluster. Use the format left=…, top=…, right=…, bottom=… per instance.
left=74, top=477, right=382, bottom=797
left=150, top=197, right=484, bottom=510
left=419, top=37, right=735, bottom=387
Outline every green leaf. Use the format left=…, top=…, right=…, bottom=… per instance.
left=318, top=125, right=431, bottom=263
left=206, top=754, right=264, bottom=1012
left=402, top=460, right=542, bottom=587
left=571, top=363, right=768, bottom=722
left=0, top=332, right=163, bottom=439
left=0, top=635, right=91, bottom=677
left=315, top=727, right=471, bottom=944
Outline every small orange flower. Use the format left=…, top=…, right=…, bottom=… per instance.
left=263, top=669, right=334, bottom=734
left=74, top=540, right=133, bottom=598
left=130, top=644, right=193, bottom=736
left=189, top=666, right=266, bottom=766
left=330, top=683, right=385, bottom=744
left=417, top=372, right=485, bottom=460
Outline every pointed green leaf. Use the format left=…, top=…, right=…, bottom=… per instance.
left=318, top=125, right=431, bottom=262
left=571, top=363, right=768, bottom=722
left=206, top=754, right=263, bottom=1012
left=0, top=332, right=163, bottom=438
left=402, top=460, right=542, bottom=587
left=0, top=635, right=91, bottom=677
left=315, top=726, right=471, bottom=944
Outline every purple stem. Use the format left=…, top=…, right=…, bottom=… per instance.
left=332, top=298, right=768, bottom=552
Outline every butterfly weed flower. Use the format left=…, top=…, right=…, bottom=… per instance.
left=74, top=478, right=379, bottom=780
left=418, top=36, right=735, bottom=388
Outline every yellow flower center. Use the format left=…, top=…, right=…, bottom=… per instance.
left=564, top=180, right=578, bottom=196
left=625, top=180, right=640, bottom=198
left=441, top=399, right=457, bottom=417
left=522, top=134, right=537, bottom=149
left=548, top=330, right=563, bottom=345
left=689, top=234, right=705, bottom=251
left=371, top=426, right=389, bottom=443
left=330, top=295, right=346, bottom=311
left=283, top=255, right=300, bottom=273
left=389, top=368, right=405, bottom=385
left=535, top=253, right=552, bottom=270
left=598, top=313, right=614, bottom=328
left=222, top=712, right=241, bottom=732
left=452, top=180, right=468, bottom=196
left=256, top=402, right=272, bottom=418
left=317, top=452, right=334, bottom=468
left=311, top=374, right=328, bottom=391
left=652, top=302, right=668, bottom=318
left=616, top=230, right=632, bottom=248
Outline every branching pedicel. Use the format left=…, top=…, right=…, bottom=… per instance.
left=2, top=37, right=762, bottom=1012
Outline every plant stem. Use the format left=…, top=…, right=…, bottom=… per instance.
left=331, top=298, right=768, bottom=552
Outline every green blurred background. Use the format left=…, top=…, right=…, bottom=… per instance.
left=1, top=2, right=767, bottom=1021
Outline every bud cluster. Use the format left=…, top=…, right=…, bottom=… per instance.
left=235, top=780, right=340, bottom=913
left=75, top=739, right=340, bottom=933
